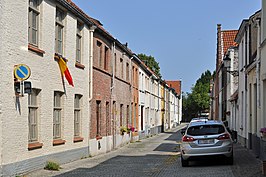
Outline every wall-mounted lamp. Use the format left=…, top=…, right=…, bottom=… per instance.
left=223, top=54, right=239, bottom=77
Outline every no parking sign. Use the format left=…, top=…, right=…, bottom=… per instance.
left=14, top=64, right=31, bottom=81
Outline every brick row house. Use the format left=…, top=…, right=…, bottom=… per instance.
left=0, top=0, right=182, bottom=175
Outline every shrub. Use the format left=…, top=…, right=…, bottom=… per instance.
left=44, top=161, right=61, bottom=171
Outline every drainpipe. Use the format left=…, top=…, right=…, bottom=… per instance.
left=89, top=25, right=96, bottom=101
left=256, top=18, right=261, bottom=131
left=130, top=56, right=134, bottom=128
left=111, top=42, right=116, bottom=91
left=111, top=41, right=116, bottom=149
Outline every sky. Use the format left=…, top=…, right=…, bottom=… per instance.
left=72, top=0, right=261, bottom=93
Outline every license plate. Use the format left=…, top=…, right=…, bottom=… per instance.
left=198, top=139, right=214, bottom=144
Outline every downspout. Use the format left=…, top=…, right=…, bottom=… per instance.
left=111, top=42, right=115, bottom=91
left=256, top=18, right=261, bottom=132
left=111, top=41, right=115, bottom=149
left=130, top=56, right=133, bottom=127
left=89, top=25, right=96, bottom=101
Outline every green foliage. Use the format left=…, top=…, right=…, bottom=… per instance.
left=44, top=161, right=61, bottom=171
left=137, top=53, right=161, bottom=78
left=182, top=70, right=213, bottom=121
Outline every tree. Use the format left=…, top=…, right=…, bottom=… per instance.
left=182, top=70, right=212, bottom=121
left=137, top=53, right=161, bottom=78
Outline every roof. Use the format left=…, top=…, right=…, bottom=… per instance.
left=165, top=81, right=181, bottom=95
left=189, top=120, right=223, bottom=127
left=221, top=30, right=238, bottom=55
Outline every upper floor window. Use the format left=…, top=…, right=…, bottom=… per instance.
left=76, top=22, right=82, bottom=63
left=114, top=53, right=117, bottom=75
left=120, top=58, right=123, bottom=78
left=28, top=0, right=40, bottom=46
left=55, top=8, right=65, bottom=54
left=126, top=63, right=129, bottom=81
left=97, top=41, right=102, bottom=67
left=104, top=46, right=109, bottom=70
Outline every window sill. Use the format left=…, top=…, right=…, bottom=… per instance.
left=96, top=135, right=102, bottom=140
left=28, top=44, right=45, bottom=55
left=28, top=142, right=43, bottom=151
left=73, top=137, right=84, bottom=143
left=53, top=139, right=66, bottom=146
left=75, top=62, right=85, bottom=69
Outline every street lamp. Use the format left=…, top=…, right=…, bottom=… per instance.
left=223, top=54, right=239, bottom=77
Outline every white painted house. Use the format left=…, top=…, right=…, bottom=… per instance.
left=0, top=0, right=95, bottom=175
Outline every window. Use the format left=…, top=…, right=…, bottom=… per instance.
left=76, top=22, right=82, bottom=63
left=28, top=0, right=40, bottom=46
left=53, top=91, right=63, bottom=139
left=96, top=101, right=101, bottom=136
left=104, top=46, right=109, bottom=70
left=120, top=104, right=123, bottom=126
left=126, top=63, right=129, bottom=81
left=187, top=125, right=225, bottom=136
left=120, top=58, right=123, bottom=78
left=28, top=89, right=40, bottom=142
left=97, top=41, right=102, bottom=67
left=74, top=94, right=82, bottom=137
left=126, top=105, right=129, bottom=126
left=114, top=53, right=117, bottom=75
left=106, top=102, right=110, bottom=135
left=55, top=8, right=64, bottom=54
left=132, top=66, right=135, bottom=85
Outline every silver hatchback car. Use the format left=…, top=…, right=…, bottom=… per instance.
left=180, top=120, right=233, bottom=167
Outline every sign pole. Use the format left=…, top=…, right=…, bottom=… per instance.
left=21, top=81, right=24, bottom=97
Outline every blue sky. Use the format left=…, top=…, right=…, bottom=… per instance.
left=72, top=0, right=260, bottom=93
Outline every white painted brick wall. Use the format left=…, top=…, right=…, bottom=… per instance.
left=0, top=0, right=91, bottom=168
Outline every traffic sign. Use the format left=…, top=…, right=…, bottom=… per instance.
left=14, top=64, right=31, bottom=81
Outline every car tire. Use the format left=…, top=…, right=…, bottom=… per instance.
left=181, top=156, right=189, bottom=167
left=225, top=152, right=234, bottom=165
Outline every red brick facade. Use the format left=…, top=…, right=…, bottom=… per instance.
left=90, top=34, right=112, bottom=139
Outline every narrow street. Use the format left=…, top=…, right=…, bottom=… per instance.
left=27, top=124, right=263, bottom=177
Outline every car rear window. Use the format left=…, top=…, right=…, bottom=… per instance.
left=187, top=124, right=225, bottom=136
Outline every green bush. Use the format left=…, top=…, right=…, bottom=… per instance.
left=44, top=161, right=61, bottom=171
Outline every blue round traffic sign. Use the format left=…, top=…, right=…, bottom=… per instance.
left=14, top=64, right=31, bottom=81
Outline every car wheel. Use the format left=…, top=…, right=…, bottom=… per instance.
left=181, top=156, right=189, bottom=167
left=225, top=153, right=234, bottom=165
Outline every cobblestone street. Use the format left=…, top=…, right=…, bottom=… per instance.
left=26, top=124, right=264, bottom=177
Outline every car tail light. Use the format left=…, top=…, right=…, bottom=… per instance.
left=182, top=136, right=194, bottom=142
left=218, top=133, right=230, bottom=140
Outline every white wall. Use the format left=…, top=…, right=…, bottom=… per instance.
left=0, top=0, right=91, bottom=175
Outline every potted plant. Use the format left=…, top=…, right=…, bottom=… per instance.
left=120, top=126, right=127, bottom=135
left=260, top=127, right=266, bottom=140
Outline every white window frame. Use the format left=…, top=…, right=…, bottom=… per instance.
left=76, top=22, right=82, bottom=63
left=28, top=88, right=40, bottom=142
left=55, top=8, right=64, bottom=54
left=74, top=94, right=82, bottom=137
left=53, top=91, right=63, bottom=139
left=28, top=0, right=40, bottom=46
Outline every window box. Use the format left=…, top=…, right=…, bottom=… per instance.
left=28, top=142, right=43, bottom=150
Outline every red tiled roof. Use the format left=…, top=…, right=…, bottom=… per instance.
left=221, top=30, right=238, bottom=55
left=165, top=81, right=181, bottom=95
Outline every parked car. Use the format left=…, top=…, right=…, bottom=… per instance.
left=190, top=117, right=209, bottom=123
left=180, top=120, right=233, bottom=167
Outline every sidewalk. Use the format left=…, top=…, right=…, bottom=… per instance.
left=25, top=124, right=187, bottom=177
left=25, top=124, right=265, bottom=177
left=232, top=142, right=264, bottom=177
